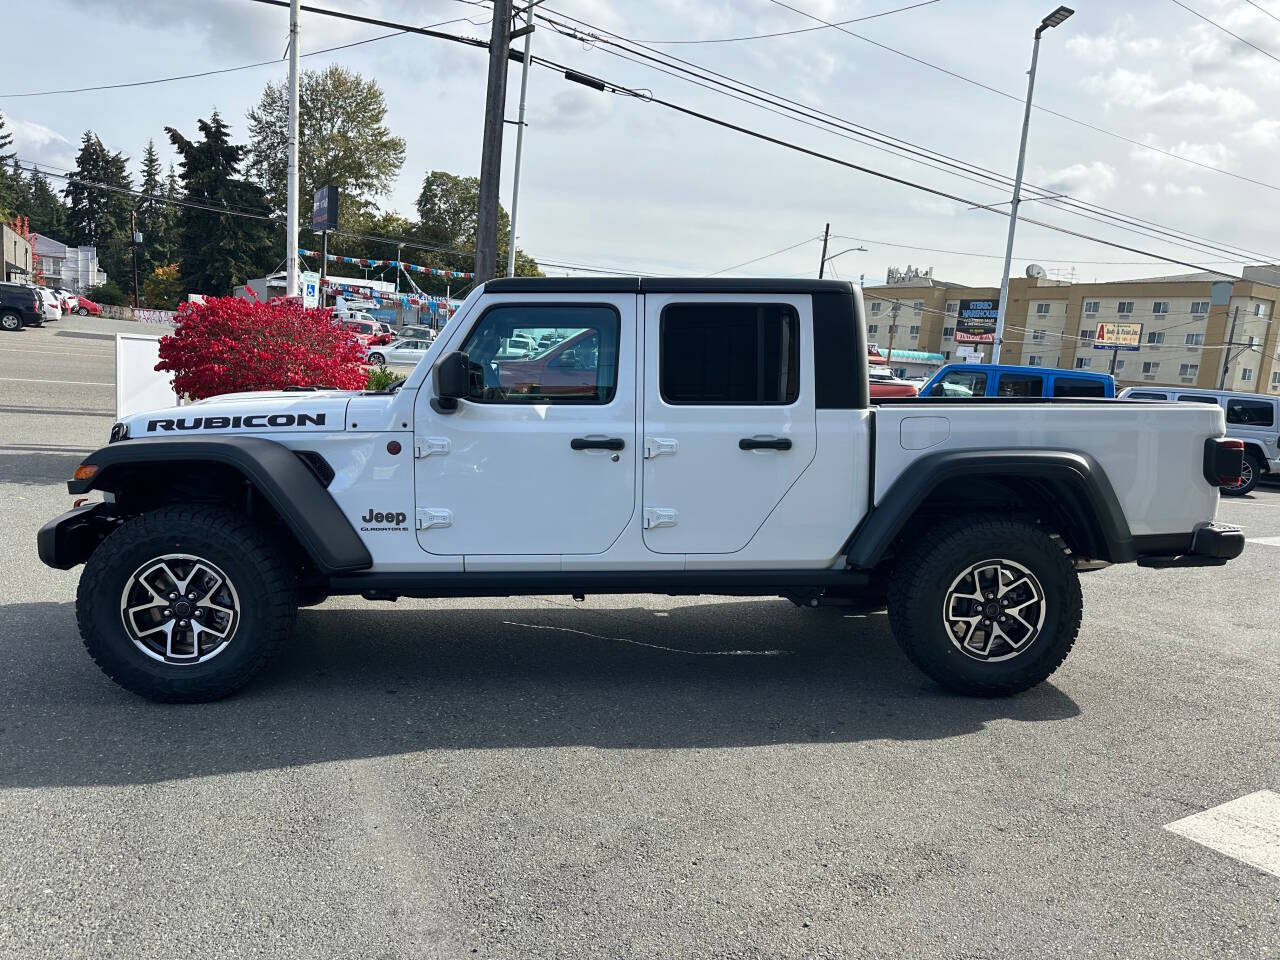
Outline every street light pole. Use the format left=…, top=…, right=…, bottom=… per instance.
left=820, top=244, right=867, bottom=275
left=285, top=0, right=301, bottom=299
left=993, top=5, right=1073, bottom=364
left=506, top=2, right=540, bottom=278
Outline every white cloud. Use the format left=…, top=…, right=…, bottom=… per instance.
left=1129, top=138, right=1235, bottom=170
left=8, top=119, right=76, bottom=171
left=532, top=89, right=613, bottom=133
left=1083, top=69, right=1257, bottom=121
left=1066, top=34, right=1118, bottom=63
left=1037, top=161, right=1118, bottom=203
left=1237, top=118, right=1280, bottom=146
left=1163, top=183, right=1206, bottom=197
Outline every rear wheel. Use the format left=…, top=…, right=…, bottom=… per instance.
left=0, top=311, right=21, bottom=332
left=1220, top=452, right=1261, bottom=496
left=77, top=506, right=298, bottom=702
left=888, top=518, right=1082, bottom=696
left=77, top=306, right=89, bottom=316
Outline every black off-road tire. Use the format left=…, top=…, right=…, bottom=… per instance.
left=1220, top=452, right=1262, bottom=497
left=887, top=518, right=1083, bottom=696
left=76, top=506, right=298, bottom=702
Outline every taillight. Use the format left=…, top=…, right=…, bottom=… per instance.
left=1206, top=437, right=1245, bottom=487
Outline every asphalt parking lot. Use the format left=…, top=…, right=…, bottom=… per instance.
left=0, top=316, right=1276, bottom=959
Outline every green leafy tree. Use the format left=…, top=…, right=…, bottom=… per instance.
left=246, top=64, right=405, bottom=225
left=65, top=131, right=133, bottom=282
left=25, top=167, right=69, bottom=243
left=414, top=170, right=540, bottom=296
left=142, top=262, right=182, bottom=308
left=85, top=278, right=128, bottom=306
left=165, top=112, right=274, bottom=297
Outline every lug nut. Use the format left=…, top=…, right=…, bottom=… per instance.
left=1001, top=599, right=1009, bottom=606
left=187, top=593, right=196, bottom=601
left=983, top=619, right=991, bottom=625
left=986, top=593, right=994, bottom=600
left=168, top=593, right=177, bottom=600
left=194, top=610, right=203, bottom=619
left=162, top=608, right=171, bottom=617
left=179, top=619, right=188, bottom=627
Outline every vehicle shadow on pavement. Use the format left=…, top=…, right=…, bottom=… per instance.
left=0, top=451, right=94, bottom=485
left=0, top=599, right=1080, bottom=788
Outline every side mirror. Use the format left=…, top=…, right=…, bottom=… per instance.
left=432, top=350, right=470, bottom=413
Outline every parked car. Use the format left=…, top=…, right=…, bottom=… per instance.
left=0, top=281, right=44, bottom=330
left=336, top=318, right=392, bottom=346
left=921, top=363, right=1117, bottom=399
left=53, top=289, right=78, bottom=313
left=400, top=325, right=437, bottom=341
left=367, top=338, right=432, bottom=366
left=75, top=297, right=102, bottom=317
left=1119, top=386, right=1280, bottom=495
left=34, top=287, right=61, bottom=322
left=868, top=354, right=919, bottom=398
left=40, top=276, right=1244, bottom=703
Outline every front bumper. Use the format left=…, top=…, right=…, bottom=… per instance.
left=1136, top=522, right=1246, bottom=569
left=36, top=502, right=120, bottom=570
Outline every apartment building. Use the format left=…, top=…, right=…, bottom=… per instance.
left=863, top=266, right=1279, bottom=395
left=31, top=236, right=108, bottom=293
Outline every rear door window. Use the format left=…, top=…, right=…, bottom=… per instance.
left=996, top=373, right=1043, bottom=397
left=1227, top=398, right=1276, bottom=427
left=935, top=370, right=988, bottom=397
left=1127, top=391, right=1170, bottom=400
left=1053, top=376, right=1106, bottom=398
left=1177, top=395, right=1219, bottom=404
left=660, top=303, right=799, bottom=404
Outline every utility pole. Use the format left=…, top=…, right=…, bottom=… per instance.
left=887, top=302, right=901, bottom=370
left=993, top=6, right=1074, bottom=364
left=506, top=2, right=538, bottom=277
left=1219, top=305, right=1241, bottom=389
left=475, top=0, right=512, bottom=284
left=129, top=209, right=139, bottom=308
left=285, top=0, right=301, bottom=299
left=817, top=222, right=830, bottom=279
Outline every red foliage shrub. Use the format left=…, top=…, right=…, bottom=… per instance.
left=156, top=296, right=368, bottom=400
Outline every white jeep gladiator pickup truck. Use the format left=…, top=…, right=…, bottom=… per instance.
left=39, top=278, right=1245, bottom=702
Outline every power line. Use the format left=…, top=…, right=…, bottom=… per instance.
left=708, top=235, right=821, bottom=275
left=1168, top=0, right=1280, bottom=64
left=1241, top=0, right=1280, bottom=26
left=537, top=8, right=1280, bottom=265
left=828, top=234, right=1260, bottom=266
left=0, top=11, right=485, bottom=99
left=760, top=0, right=1280, bottom=194
left=635, top=0, right=942, bottom=45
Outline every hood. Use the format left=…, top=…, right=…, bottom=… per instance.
left=119, top=390, right=362, bottom=439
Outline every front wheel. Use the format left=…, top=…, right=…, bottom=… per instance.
left=888, top=518, right=1082, bottom=696
left=1220, top=452, right=1261, bottom=496
left=77, top=306, right=89, bottom=316
left=76, top=506, right=298, bottom=702
left=368, top=352, right=385, bottom=366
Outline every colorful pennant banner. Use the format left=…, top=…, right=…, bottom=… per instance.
left=298, top=248, right=473, bottom=279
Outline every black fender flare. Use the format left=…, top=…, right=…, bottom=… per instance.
left=844, top=449, right=1134, bottom=570
left=68, top=435, right=373, bottom=574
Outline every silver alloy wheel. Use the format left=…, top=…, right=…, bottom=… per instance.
left=941, top=558, right=1047, bottom=662
left=0, top=314, right=19, bottom=331
left=1230, top=458, right=1253, bottom=491
left=119, top=554, right=240, bottom=664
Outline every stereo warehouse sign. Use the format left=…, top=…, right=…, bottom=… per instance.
left=955, top=299, right=999, bottom=343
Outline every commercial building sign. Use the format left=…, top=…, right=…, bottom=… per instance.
left=312, top=185, right=338, bottom=232
left=1093, top=321, right=1142, bottom=351
left=955, top=299, right=998, bottom=343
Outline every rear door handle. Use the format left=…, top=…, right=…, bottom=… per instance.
left=571, top=437, right=625, bottom=451
left=739, top=437, right=792, bottom=451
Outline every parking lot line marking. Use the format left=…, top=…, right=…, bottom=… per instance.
left=501, top=620, right=789, bottom=656
left=1247, top=536, right=1280, bottom=546
left=1164, top=790, right=1280, bottom=879
left=0, top=377, right=113, bottom=386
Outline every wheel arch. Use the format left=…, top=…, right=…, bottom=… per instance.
left=67, top=435, right=372, bottom=574
left=845, top=449, right=1134, bottom=570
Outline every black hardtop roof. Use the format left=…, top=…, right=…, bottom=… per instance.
left=482, top=277, right=856, bottom=295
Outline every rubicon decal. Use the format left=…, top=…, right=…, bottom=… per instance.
left=146, top=413, right=326, bottom=431
left=360, top=508, right=409, bottom=533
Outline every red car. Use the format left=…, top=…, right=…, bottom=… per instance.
left=337, top=318, right=392, bottom=346
left=493, top=328, right=602, bottom=396
left=868, top=353, right=919, bottom=398
left=75, top=298, right=101, bottom=317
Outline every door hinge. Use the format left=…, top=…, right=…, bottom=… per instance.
left=416, top=507, right=453, bottom=530
left=643, top=507, right=678, bottom=529
left=415, top=436, right=450, bottom=458
left=643, top=437, right=679, bottom=459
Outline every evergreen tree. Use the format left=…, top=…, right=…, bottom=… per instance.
left=65, top=131, right=133, bottom=281
left=25, top=167, right=69, bottom=243
left=0, top=112, right=16, bottom=219
left=136, top=140, right=164, bottom=281
left=165, top=112, right=274, bottom=297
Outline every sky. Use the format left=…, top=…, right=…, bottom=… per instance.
left=3, top=0, right=1279, bottom=287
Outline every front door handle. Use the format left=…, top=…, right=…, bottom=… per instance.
left=571, top=437, right=626, bottom=451
left=739, top=437, right=792, bottom=451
